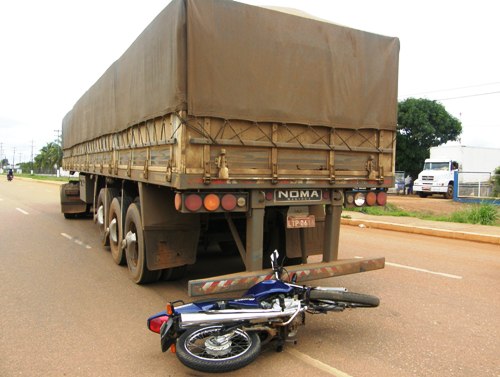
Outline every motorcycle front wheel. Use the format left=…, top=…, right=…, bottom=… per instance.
left=176, top=325, right=261, bottom=373
left=309, top=289, right=380, bottom=308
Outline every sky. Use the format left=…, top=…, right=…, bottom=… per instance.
left=1, top=0, right=499, bottom=164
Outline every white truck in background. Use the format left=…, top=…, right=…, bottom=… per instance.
left=413, top=145, right=500, bottom=199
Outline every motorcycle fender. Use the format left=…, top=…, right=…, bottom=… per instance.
left=160, top=317, right=177, bottom=352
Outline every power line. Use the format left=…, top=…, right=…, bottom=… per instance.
left=435, top=90, right=500, bottom=101
left=400, top=81, right=500, bottom=97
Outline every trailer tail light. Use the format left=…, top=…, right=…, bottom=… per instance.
left=345, top=192, right=355, bottom=205
left=204, top=194, right=220, bottom=211
left=237, top=197, right=246, bottom=207
left=185, top=194, right=203, bottom=212
left=376, top=191, right=387, bottom=206
left=344, top=190, right=387, bottom=208
left=175, top=192, right=248, bottom=213
left=365, top=191, right=377, bottom=206
left=174, top=193, right=182, bottom=211
left=354, top=192, right=366, bottom=207
left=221, top=194, right=237, bottom=211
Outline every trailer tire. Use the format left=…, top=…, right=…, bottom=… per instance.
left=96, top=188, right=118, bottom=247
left=124, top=203, right=161, bottom=284
left=109, top=196, right=132, bottom=265
left=161, top=265, right=187, bottom=281
left=96, top=189, right=110, bottom=246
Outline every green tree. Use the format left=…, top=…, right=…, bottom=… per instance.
left=493, top=166, right=500, bottom=197
left=396, top=98, right=462, bottom=178
left=20, top=161, right=32, bottom=173
left=34, top=142, right=62, bottom=174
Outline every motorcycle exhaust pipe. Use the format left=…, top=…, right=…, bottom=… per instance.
left=179, top=306, right=301, bottom=328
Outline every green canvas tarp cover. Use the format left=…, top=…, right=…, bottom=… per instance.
left=62, top=0, right=399, bottom=149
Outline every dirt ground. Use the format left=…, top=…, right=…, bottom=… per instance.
left=387, top=194, right=472, bottom=216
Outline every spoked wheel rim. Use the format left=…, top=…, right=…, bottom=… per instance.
left=183, top=327, right=253, bottom=361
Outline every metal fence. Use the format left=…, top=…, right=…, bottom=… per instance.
left=388, top=171, right=405, bottom=194
left=454, top=171, right=500, bottom=204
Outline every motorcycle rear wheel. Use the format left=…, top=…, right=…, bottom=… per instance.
left=309, top=289, right=379, bottom=307
left=176, top=325, right=261, bottom=373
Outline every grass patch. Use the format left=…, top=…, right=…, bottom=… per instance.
left=345, top=203, right=499, bottom=226
left=449, top=204, right=498, bottom=226
left=346, top=203, right=435, bottom=218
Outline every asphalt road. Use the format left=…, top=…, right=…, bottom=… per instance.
left=1, top=179, right=499, bottom=377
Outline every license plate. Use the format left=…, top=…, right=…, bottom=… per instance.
left=423, top=185, right=431, bottom=191
left=287, top=215, right=316, bottom=228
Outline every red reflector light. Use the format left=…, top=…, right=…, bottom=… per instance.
left=221, top=194, right=237, bottom=211
left=377, top=191, right=387, bottom=206
left=265, top=191, right=274, bottom=201
left=148, top=315, right=169, bottom=334
left=185, top=194, right=202, bottom=212
left=366, top=191, right=377, bottom=206
left=323, top=191, right=330, bottom=200
left=204, top=194, right=220, bottom=211
left=174, top=193, right=182, bottom=211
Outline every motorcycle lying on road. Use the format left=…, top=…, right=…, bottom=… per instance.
left=147, top=250, right=380, bottom=373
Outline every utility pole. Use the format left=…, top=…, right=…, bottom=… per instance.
left=54, top=129, right=61, bottom=144
left=0, top=142, right=3, bottom=168
left=31, top=140, right=34, bottom=174
left=54, top=130, right=61, bottom=176
left=12, top=147, right=15, bottom=169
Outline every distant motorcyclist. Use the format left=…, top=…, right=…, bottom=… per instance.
left=7, top=168, right=14, bottom=181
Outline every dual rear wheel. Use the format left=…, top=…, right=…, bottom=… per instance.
left=122, top=202, right=161, bottom=284
left=108, top=196, right=132, bottom=265
left=95, top=189, right=186, bottom=284
left=118, top=201, right=187, bottom=284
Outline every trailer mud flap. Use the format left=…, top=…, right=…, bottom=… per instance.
left=188, top=257, right=384, bottom=296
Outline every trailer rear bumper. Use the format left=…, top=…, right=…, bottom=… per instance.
left=188, top=257, right=384, bottom=296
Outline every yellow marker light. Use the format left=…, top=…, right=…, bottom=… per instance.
left=204, top=194, right=220, bottom=211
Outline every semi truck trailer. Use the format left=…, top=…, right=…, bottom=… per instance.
left=60, top=0, right=399, bottom=296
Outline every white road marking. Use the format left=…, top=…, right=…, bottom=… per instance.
left=61, top=233, right=72, bottom=240
left=354, top=256, right=462, bottom=279
left=385, top=262, right=462, bottom=279
left=16, top=208, right=29, bottom=215
left=60, top=233, right=92, bottom=249
left=286, top=348, right=353, bottom=377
